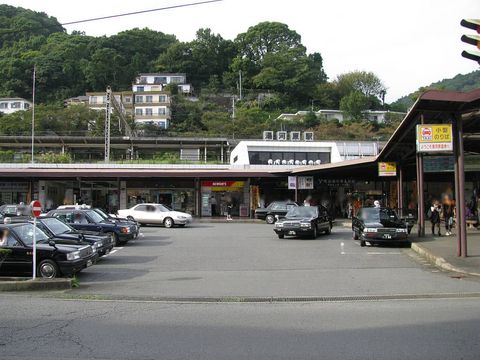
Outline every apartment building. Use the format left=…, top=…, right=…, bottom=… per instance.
left=0, top=97, right=32, bottom=114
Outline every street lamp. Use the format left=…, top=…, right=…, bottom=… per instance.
left=31, top=65, right=36, bottom=164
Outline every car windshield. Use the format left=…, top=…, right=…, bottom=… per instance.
left=86, top=210, right=104, bottom=223
left=94, top=208, right=109, bottom=219
left=156, top=204, right=172, bottom=212
left=286, top=206, right=317, bottom=218
left=42, top=217, right=73, bottom=235
left=361, top=208, right=399, bottom=221
left=12, top=223, right=50, bottom=245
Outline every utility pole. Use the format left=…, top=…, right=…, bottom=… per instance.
left=31, top=65, right=36, bottom=164
left=104, top=87, right=112, bottom=162
left=232, top=96, right=236, bottom=119
left=238, top=70, right=243, bottom=100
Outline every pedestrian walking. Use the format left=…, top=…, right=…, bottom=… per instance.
left=210, top=195, right=217, bottom=217
left=442, top=195, right=454, bottom=236
left=429, top=200, right=442, bottom=236
left=226, top=201, right=233, bottom=221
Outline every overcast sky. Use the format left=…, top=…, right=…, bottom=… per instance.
left=3, top=0, right=480, bottom=101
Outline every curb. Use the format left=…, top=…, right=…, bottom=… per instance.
left=0, top=277, right=72, bottom=291
left=411, top=243, right=480, bottom=277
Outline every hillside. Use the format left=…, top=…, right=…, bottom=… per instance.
left=391, top=70, right=480, bottom=112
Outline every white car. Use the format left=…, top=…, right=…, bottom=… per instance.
left=117, top=203, right=192, bottom=228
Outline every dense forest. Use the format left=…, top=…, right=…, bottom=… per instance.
left=1, top=4, right=470, bottom=141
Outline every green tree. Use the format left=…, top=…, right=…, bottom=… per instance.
left=340, top=91, right=369, bottom=120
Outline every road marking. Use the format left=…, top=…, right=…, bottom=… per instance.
left=367, top=252, right=402, bottom=255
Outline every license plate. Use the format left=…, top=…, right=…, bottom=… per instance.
left=288, top=231, right=296, bottom=235
left=86, top=260, right=93, bottom=267
left=383, top=234, right=392, bottom=239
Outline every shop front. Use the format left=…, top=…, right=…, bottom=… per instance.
left=125, top=179, right=195, bottom=215
left=201, top=180, right=249, bottom=217
left=0, top=181, right=32, bottom=205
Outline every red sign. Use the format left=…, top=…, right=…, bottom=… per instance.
left=201, top=181, right=243, bottom=187
left=30, top=200, right=42, bottom=217
left=421, top=127, right=432, bottom=141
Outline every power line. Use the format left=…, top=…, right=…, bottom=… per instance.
left=0, top=0, right=224, bottom=35
left=61, top=0, right=224, bottom=26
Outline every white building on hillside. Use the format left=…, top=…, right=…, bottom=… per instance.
left=277, top=109, right=405, bottom=123
left=0, top=97, right=32, bottom=114
left=230, top=140, right=381, bottom=166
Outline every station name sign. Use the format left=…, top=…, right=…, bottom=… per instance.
left=416, top=124, right=453, bottom=153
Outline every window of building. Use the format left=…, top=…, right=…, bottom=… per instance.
left=140, top=77, right=147, bottom=84
left=154, top=76, right=167, bottom=84
left=136, top=86, right=144, bottom=92
left=233, top=155, right=238, bottom=163
left=135, top=95, right=144, bottom=103
left=24, top=103, right=30, bottom=109
left=124, top=97, right=132, bottom=103
left=159, top=95, right=167, bottom=102
left=145, top=95, right=153, bottom=103
left=170, top=76, right=184, bottom=84
left=0, top=103, right=7, bottom=109
left=135, top=108, right=143, bottom=116
left=158, top=108, right=166, bottom=115
left=11, top=102, right=21, bottom=109
left=158, top=121, right=166, bottom=129
left=90, top=96, right=97, bottom=104
left=145, top=108, right=153, bottom=116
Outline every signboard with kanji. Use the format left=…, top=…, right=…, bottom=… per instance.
left=416, top=124, right=453, bottom=153
left=378, top=162, right=397, bottom=177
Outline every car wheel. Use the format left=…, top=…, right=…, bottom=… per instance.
left=277, top=234, right=284, bottom=239
left=265, top=215, right=275, bottom=224
left=360, top=240, right=366, bottom=247
left=164, top=217, right=174, bottom=228
left=38, top=259, right=59, bottom=279
left=311, top=225, right=318, bottom=239
left=325, top=224, right=332, bottom=235
left=109, top=232, right=118, bottom=247
left=352, top=230, right=359, bottom=240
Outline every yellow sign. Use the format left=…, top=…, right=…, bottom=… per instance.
left=378, top=162, right=397, bottom=177
left=416, top=124, right=453, bottom=153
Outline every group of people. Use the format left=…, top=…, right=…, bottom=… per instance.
left=429, top=195, right=455, bottom=236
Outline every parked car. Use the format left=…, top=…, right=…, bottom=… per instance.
left=46, top=208, right=136, bottom=246
left=0, top=204, right=30, bottom=221
left=273, top=205, right=332, bottom=239
left=117, top=203, right=193, bottom=228
left=352, top=207, right=409, bottom=247
left=0, top=223, right=95, bottom=278
left=92, top=208, right=140, bottom=237
left=255, top=201, right=298, bottom=224
left=9, top=216, right=114, bottom=257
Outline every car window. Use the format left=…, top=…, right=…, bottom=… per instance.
left=271, top=203, right=286, bottom=211
left=73, top=212, right=89, bottom=224
left=6, top=234, right=20, bottom=247
left=11, top=224, right=49, bottom=245
left=42, top=218, right=72, bottom=235
left=4, top=206, right=17, bottom=215
left=361, top=208, right=398, bottom=221
left=286, top=206, right=317, bottom=217
left=135, top=205, right=148, bottom=212
left=156, top=205, right=170, bottom=212
left=94, top=209, right=109, bottom=219
left=53, top=212, right=75, bottom=224
left=286, top=203, right=296, bottom=211
left=85, top=210, right=104, bottom=223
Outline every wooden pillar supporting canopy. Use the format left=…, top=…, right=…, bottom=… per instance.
left=453, top=113, right=467, bottom=257
left=416, top=113, right=425, bottom=237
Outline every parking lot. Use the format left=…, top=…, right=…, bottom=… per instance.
left=73, top=222, right=480, bottom=298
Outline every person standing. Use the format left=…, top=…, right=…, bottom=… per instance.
left=210, top=195, right=217, bottom=217
left=442, top=195, right=454, bottom=236
left=430, top=200, right=442, bottom=236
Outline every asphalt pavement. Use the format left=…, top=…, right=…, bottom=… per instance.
left=0, top=295, right=479, bottom=360
left=69, top=222, right=480, bottom=298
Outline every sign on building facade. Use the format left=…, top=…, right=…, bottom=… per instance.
left=416, top=124, right=453, bottom=153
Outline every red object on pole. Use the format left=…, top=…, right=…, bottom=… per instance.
left=30, top=200, right=41, bottom=280
left=31, top=200, right=42, bottom=217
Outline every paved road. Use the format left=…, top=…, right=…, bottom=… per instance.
left=70, top=223, right=480, bottom=298
left=0, top=295, right=479, bottom=360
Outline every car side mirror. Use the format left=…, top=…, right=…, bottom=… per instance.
left=48, top=240, right=57, bottom=248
